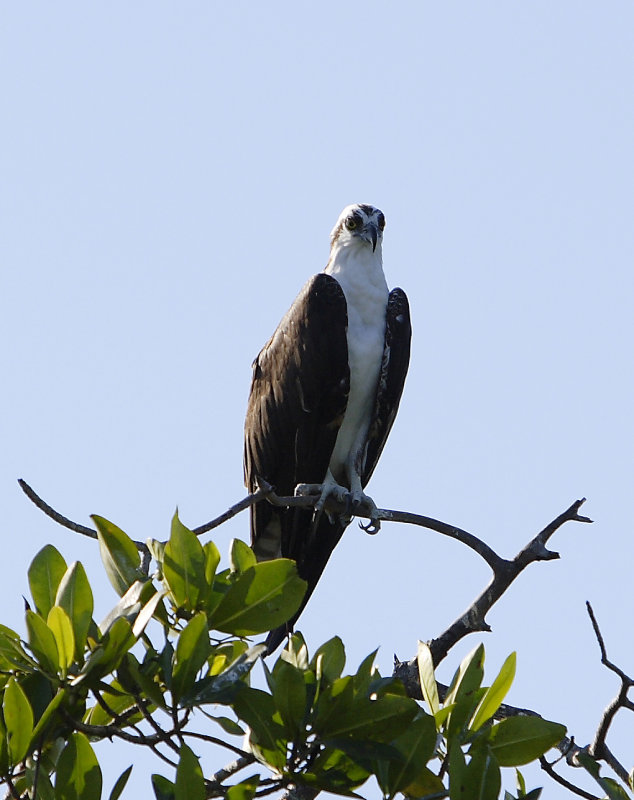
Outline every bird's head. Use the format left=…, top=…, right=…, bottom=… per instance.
left=330, top=204, right=386, bottom=254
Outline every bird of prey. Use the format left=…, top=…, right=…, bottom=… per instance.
left=244, top=203, right=411, bottom=652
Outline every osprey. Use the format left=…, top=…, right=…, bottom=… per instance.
left=244, top=204, right=411, bottom=651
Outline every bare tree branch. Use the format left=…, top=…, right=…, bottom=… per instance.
left=585, top=602, right=633, bottom=783
left=394, top=499, right=590, bottom=680
left=539, top=756, right=601, bottom=800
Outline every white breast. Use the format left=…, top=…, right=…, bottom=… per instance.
left=325, top=246, right=389, bottom=484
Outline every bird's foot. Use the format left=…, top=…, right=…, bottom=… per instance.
left=294, top=481, right=380, bottom=532
left=351, top=492, right=381, bottom=535
left=294, top=479, right=350, bottom=523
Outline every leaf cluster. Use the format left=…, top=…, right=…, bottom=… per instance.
left=0, top=513, right=569, bottom=799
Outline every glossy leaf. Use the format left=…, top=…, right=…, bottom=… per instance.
left=472, top=652, right=516, bottom=731
left=187, top=644, right=266, bottom=705
left=55, top=561, right=94, bottom=662
left=446, top=643, right=485, bottom=707
left=174, top=744, right=205, bottom=800
left=3, top=678, right=34, bottom=764
left=55, top=732, right=103, bottom=800
left=152, top=774, right=175, bottom=800
left=47, top=606, right=75, bottom=673
left=418, top=640, right=440, bottom=715
left=132, top=587, right=167, bottom=638
left=108, top=765, right=133, bottom=800
left=230, top=538, right=257, bottom=572
left=312, top=636, right=346, bottom=683
left=272, top=658, right=307, bottom=736
left=462, top=741, right=501, bottom=800
left=26, top=609, right=59, bottom=673
left=226, top=775, right=260, bottom=800
left=210, top=715, right=244, bottom=735
left=163, top=513, right=207, bottom=610
left=171, top=612, right=211, bottom=703
left=384, top=712, right=437, bottom=795
left=0, top=625, right=37, bottom=670
left=30, top=688, right=68, bottom=744
left=488, top=716, right=566, bottom=766
left=210, top=559, right=306, bottom=635
left=317, top=688, right=418, bottom=742
left=232, top=687, right=287, bottom=769
left=93, top=515, right=142, bottom=596
left=28, top=544, right=68, bottom=618
left=78, top=617, right=135, bottom=682
left=84, top=681, right=138, bottom=726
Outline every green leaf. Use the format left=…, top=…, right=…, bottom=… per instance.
left=109, top=765, right=133, bottom=800
left=55, top=732, right=103, bottom=800
left=152, top=774, right=175, bottom=800
left=488, top=716, right=566, bottom=766
left=353, top=649, right=379, bottom=696
left=175, top=744, right=205, bottom=800
left=26, top=610, right=59, bottom=673
left=47, top=606, right=75, bottom=673
left=132, top=587, right=167, bottom=638
left=210, top=715, right=244, bottom=735
left=204, top=540, right=221, bottom=593
left=0, top=624, right=37, bottom=670
left=317, top=686, right=418, bottom=742
left=384, top=712, right=437, bottom=795
left=230, top=538, right=257, bottom=572
left=446, top=643, right=485, bottom=707
left=98, top=580, right=146, bottom=634
left=449, top=743, right=468, bottom=800
left=446, top=645, right=486, bottom=742
left=77, top=617, right=135, bottom=682
left=417, top=640, right=440, bottom=716
left=232, top=686, right=287, bottom=770
left=210, top=559, right=306, bottom=635
left=163, top=512, right=207, bottom=610
left=171, top=612, right=211, bottom=703
left=93, top=515, right=142, bottom=596
left=226, top=775, right=260, bottom=800
left=84, top=680, right=138, bottom=726
left=471, top=652, right=516, bottom=731
left=187, top=644, right=266, bottom=705
left=312, top=636, right=346, bottom=684
left=272, top=658, right=307, bottom=736
left=313, top=675, right=355, bottom=735
left=3, top=678, right=34, bottom=764
left=28, top=544, right=68, bottom=618
left=282, top=632, right=309, bottom=670
left=576, top=751, right=631, bottom=800
left=55, top=561, right=94, bottom=662
left=30, top=688, right=68, bottom=744
left=461, top=741, right=501, bottom=800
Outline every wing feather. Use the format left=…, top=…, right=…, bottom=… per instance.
left=244, top=273, right=349, bottom=563
left=363, top=288, right=411, bottom=485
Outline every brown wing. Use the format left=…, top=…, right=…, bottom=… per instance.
left=244, top=273, right=351, bottom=650
left=363, top=288, right=411, bottom=485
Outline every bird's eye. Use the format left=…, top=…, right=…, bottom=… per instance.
left=345, top=216, right=357, bottom=230
left=378, top=214, right=386, bottom=231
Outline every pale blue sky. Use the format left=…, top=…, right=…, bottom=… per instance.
left=2, top=3, right=633, bottom=797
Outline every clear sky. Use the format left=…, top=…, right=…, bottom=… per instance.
left=2, top=3, right=633, bottom=798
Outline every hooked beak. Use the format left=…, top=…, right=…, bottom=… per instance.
left=363, top=222, right=379, bottom=252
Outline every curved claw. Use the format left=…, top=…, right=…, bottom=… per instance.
left=359, top=518, right=381, bottom=535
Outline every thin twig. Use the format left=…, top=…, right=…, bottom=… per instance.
left=18, top=479, right=149, bottom=558
left=395, top=499, right=590, bottom=673
left=586, top=602, right=633, bottom=783
left=539, top=757, right=600, bottom=800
